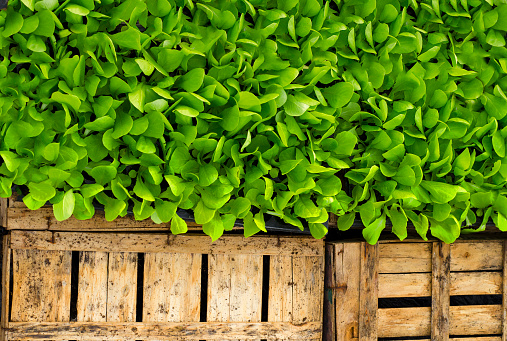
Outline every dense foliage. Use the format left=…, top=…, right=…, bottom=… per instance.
left=1, top=0, right=507, bottom=243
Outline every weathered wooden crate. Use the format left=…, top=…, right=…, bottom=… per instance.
left=324, top=240, right=507, bottom=340
left=1, top=230, right=324, bottom=340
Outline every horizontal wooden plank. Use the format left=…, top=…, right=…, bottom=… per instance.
left=7, top=207, right=204, bottom=231
left=379, top=273, right=430, bottom=298
left=379, top=271, right=502, bottom=298
left=9, top=231, right=324, bottom=256
left=379, top=243, right=432, bottom=273
left=4, top=322, right=321, bottom=340
left=451, top=272, right=502, bottom=295
left=378, top=305, right=502, bottom=337
left=451, top=242, right=504, bottom=271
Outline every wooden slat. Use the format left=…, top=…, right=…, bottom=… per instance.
left=451, top=241, right=503, bottom=271
left=503, top=240, right=507, bottom=341
left=452, top=272, right=502, bottom=295
left=378, top=307, right=430, bottom=337
left=323, top=245, right=336, bottom=341
left=378, top=305, right=502, bottom=337
left=6, top=207, right=203, bottom=231
left=450, top=305, right=502, bottom=335
left=107, top=252, right=138, bottom=322
left=4, top=321, right=323, bottom=340
left=269, top=256, right=293, bottom=323
left=431, top=242, right=450, bottom=341
left=379, top=243, right=432, bottom=273
left=401, top=339, right=501, bottom=341
left=0, top=197, right=7, bottom=227
left=2, top=235, right=11, bottom=330
left=379, top=272, right=502, bottom=298
left=337, top=243, right=361, bottom=340
left=11, top=249, right=72, bottom=322
left=143, top=253, right=201, bottom=322
left=208, top=254, right=263, bottom=341
left=77, top=251, right=108, bottom=322
left=293, top=256, right=324, bottom=341
left=359, top=243, right=378, bottom=340
left=379, top=273, right=430, bottom=298
left=10, top=230, right=323, bottom=256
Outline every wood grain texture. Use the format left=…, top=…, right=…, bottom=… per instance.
left=379, top=272, right=502, bottom=298
left=378, top=305, right=502, bottom=338
left=293, top=256, right=324, bottom=341
left=379, top=243, right=432, bottom=273
left=359, top=243, right=378, bottom=340
left=378, top=307, right=430, bottom=337
left=143, top=252, right=201, bottom=322
left=208, top=254, right=263, bottom=341
left=107, top=252, right=138, bottom=322
left=0, top=197, right=7, bottom=227
left=324, top=243, right=361, bottom=341
left=269, top=255, right=293, bottom=323
left=77, top=251, right=108, bottom=322
left=339, top=243, right=361, bottom=341
left=431, top=242, right=450, bottom=341
left=11, top=249, right=72, bottom=322
left=451, top=241, right=503, bottom=271
left=2, top=235, right=11, bottom=329
left=10, top=230, right=324, bottom=256
left=4, top=321, right=323, bottom=340
left=6, top=207, right=203, bottom=231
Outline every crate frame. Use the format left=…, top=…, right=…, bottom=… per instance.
left=1, top=228, right=324, bottom=341
left=324, top=239, right=507, bottom=341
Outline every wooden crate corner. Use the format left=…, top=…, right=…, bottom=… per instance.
left=325, top=240, right=507, bottom=341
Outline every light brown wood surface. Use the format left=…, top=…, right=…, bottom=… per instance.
left=431, top=242, right=450, bottom=341
left=107, top=252, right=138, bottom=322
left=293, top=256, right=324, bottom=341
left=11, top=249, right=72, bottom=322
left=379, top=272, right=502, bottom=297
left=379, top=243, right=432, bottom=273
left=4, top=321, right=323, bottom=340
left=143, top=252, right=201, bottom=322
left=207, top=254, right=263, bottom=341
left=451, top=241, right=503, bottom=271
left=10, top=230, right=324, bottom=256
left=77, top=251, right=108, bottom=322
left=6, top=206, right=203, bottom=231
left=2, top=235, right=10, bottom=330
left=0, top=197, right=7, bottom=227
left=378, top=305, right=502, bottom=337
left=359, top=243, right=378, bottom=340
left=325, top=243, right=360, bottom=341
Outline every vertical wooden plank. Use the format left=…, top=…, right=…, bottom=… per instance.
left=269, top=255, right=293, bottom=323
left=431, top=242, right=450, bottom=341
left=332, top=243, right=361, bottom=341
left=77, top=251, right=108, bottom=322
left=208, top=254, right=263, bottom=341
left=0, top=197, right=7, bottom=227
left=293, top=255, right=324, bottom=341
left=11, top=249, right=72, bottom=322
left=143, top=253, right=201, bottom=322
left=359, top=242, right=378, bottom=340
left=107, top=252, right=138, bottom=322
left=1, top=235, right=11, bottom=336
left=323, top=244, right=336, bottom=341
left=503, top=240, right=507, bottom=341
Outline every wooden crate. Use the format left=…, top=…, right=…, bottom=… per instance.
left=324, top=240, right=507, bottom=341
left=1, top=230, right=324, bottom=340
